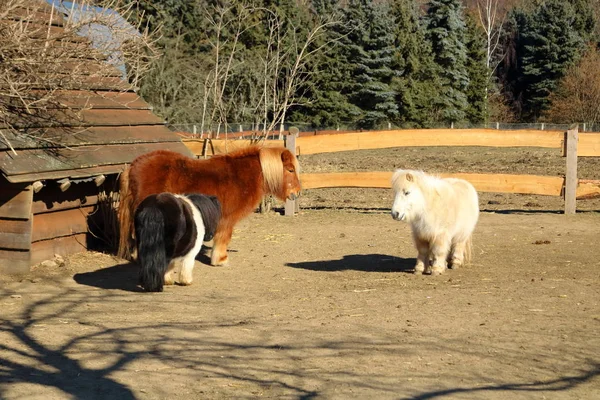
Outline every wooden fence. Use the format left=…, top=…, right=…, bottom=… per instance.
left=182, top=127, right=600, bottom=215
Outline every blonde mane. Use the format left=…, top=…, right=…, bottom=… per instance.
left=259, top=147, right=298, bottom=195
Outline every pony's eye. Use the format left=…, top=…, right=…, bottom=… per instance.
left=403, top=190, right=410, bottom=196
left=287, top=168, right=295, bottom=173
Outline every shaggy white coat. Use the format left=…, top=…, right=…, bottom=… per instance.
left=391, top=169, right=479, bottom=275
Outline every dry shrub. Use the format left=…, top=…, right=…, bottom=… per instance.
left=0, top=0, right=159, bottom=152
left=545, top=44, right=600, bottom=125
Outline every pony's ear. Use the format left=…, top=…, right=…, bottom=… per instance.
left=281, top=149, right=293, bottom=164
left=406, top=173, right=413, bottom=182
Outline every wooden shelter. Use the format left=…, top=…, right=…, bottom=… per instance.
left=0, top=1, right=191, bottom=274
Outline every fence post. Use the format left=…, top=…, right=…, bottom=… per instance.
left=285, top=128, right=299, bottom=216
left=564, top=126, right=579, bottom=215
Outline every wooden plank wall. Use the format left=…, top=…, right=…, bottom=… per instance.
left=0, top=174, right=120, bottom=272
left=0, top=183, right=33, bottom=274
left=27, top=176, right=119, bottom=266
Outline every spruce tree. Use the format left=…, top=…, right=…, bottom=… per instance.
left=518, top=0, right=594, bottom=120
left=342, top=0, right=398, bottom=129
left=290, top=0, right=359, bottom=128
left=424, top=0, right=470, bottom=125
left=390, top=0, right=441, bottom=127
left=464, top=15, right=489, bottom=124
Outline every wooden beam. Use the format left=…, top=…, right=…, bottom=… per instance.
left=0, top=184, right=33, bottom=220
left=24, top=90, right=152, bottom=109
left=578, top=133, right=600, bottom=157
left=32, top=193, right=99, bottom=214
left=0, top=125, right=182, bottom=152
left=32, top=206, right=93, bottom=242
left=301, top=172, right=394, bottom=190
left=30, top=233, right=87, bottom=266
left=295, top=129, right=565, bottom=155
left=0, top=218, right=32, bottom=251
left=1, top=142, right=192, bottom=181
left=4, top=108, right=164, bottom=129
left=9, top=165, right=124, bottom=184
left=300, top=171, right=565, bottom=196
left=0, top=249, right=31, bottom=275
left=564, top=127, right=579, bottom=214
left=576, top=181, right=600, bottom=199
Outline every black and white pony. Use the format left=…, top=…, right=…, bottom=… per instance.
left=134, top=193, right=221, bottom=292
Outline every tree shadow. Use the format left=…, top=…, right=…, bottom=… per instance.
left=0, top=289, right=138, bottom=399
left=0, top=288, right=323, bottom=399
left=1, top=287, right=598, bottom=399
left=408, top=362, right=600, bottom=399
left=286, top=253, right=415, bottom=273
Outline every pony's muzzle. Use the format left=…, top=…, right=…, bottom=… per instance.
left=288, top=192, right=300, bottom=201
left=391, top=210, right=405, bottom=221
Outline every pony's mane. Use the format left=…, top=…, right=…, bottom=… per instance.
left=259, top=147, right=298, bottom=195
left=213, top=145, right=298, bottom=196
left=218, top=145, right=262, bottom=159
left=392, top=169, right=444, bottom=193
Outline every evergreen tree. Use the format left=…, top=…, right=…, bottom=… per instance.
left=389, top=0, right=441, bottom=127
left=342, top=0, right=398, bottom=129
left=517, top=0, right=595, bottom=120
left=464, top=14, right=488, bottom=124
left=289, top=0, right=359, bottom=128
left=132, top=0, right=203, bottom=54
left=424, top=0, right=470, bottom=125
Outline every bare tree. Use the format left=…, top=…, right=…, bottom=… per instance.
left=199, top=1, right=258, bottom=138
left=477, top=0, right=504, bottom=71
left=195, top=1, right=340, bottom=141
left=258, top=11, right=340, bottom=139
left=0, top=0, right=159, bottom=153
left=545, top=45, right=600, bottom=125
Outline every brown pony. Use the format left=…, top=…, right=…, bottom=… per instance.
left=118, top=146, right=301, bottom=266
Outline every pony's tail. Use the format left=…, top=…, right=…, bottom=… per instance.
left=117, top=166, right=133, bottom=260
left=135, top=206, right=168, bottom=292
left=464, top=236, right=473, bottom=265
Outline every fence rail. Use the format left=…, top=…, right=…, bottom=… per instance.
left=181, top=127, right=600, bottom=214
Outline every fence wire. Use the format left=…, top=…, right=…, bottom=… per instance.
left=168, top=122, right=599, bottom=137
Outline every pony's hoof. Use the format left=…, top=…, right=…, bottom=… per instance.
left=211, top=256, right=229, bottom=266
left=430, top=267, right=445, bottom=276
left=413, top=268, right=424, bottom=275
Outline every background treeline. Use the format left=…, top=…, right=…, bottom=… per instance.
left=130, top=0, right=600, bottom=132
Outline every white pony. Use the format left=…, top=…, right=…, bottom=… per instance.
left=391, top=169, right=479, bottom=276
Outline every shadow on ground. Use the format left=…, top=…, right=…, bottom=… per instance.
left=286, top=253, right=415, bottom=273
left=0, top=286, right=598, bottom=399
left=74, top=263, right=142, bottom=292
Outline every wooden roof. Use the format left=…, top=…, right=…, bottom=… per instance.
left=0, top=1, right=191, bottom=183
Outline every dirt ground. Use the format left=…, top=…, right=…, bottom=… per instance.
left=1, top=146, right=600, bottom=399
